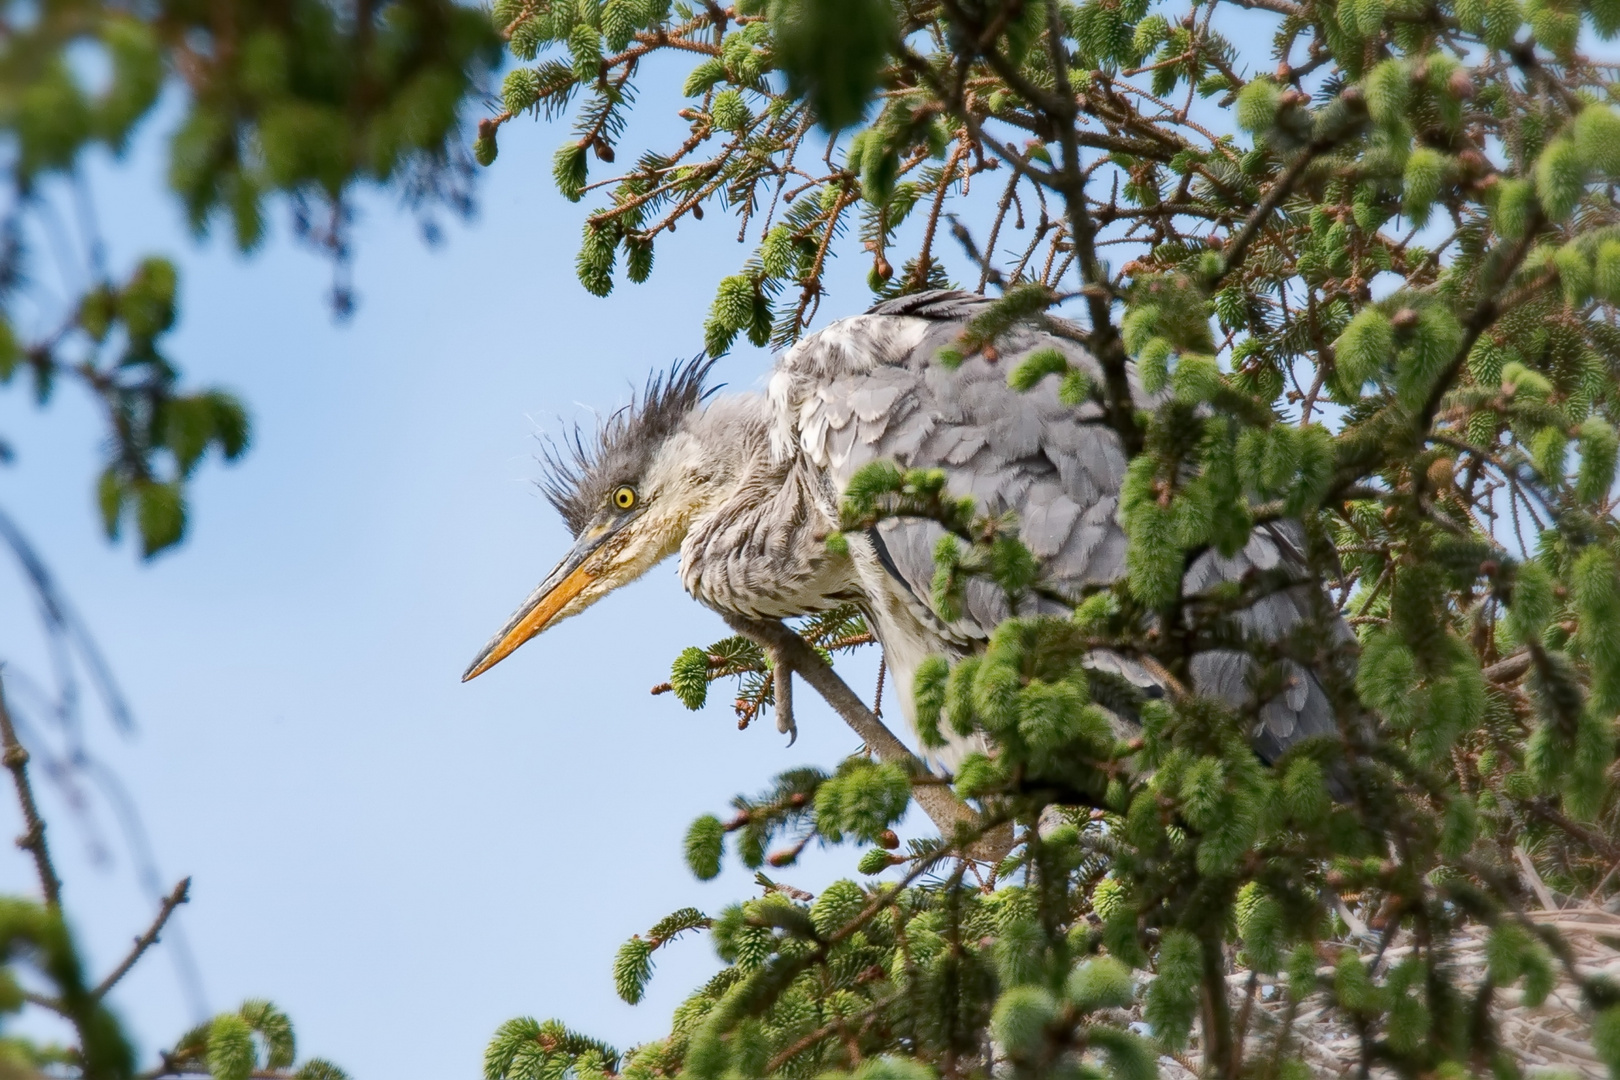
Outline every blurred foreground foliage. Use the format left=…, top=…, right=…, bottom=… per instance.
left=476, top=0, right=1620, bottom=1076
left=0, top=0, right=504, bottom=1069
left=0, top=684, right=349, bottom=1080
left=0, top=0, right=499, bottom=555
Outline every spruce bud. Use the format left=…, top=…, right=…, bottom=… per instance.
left=1490, top=175, right=1529, bottom=234
left=685, top=815, right=726, bottom=880
left=474, top=123, right=499, bottom=167
left=502, top=68, right=541, bottom=115
left=208, top=1015, right=255, bottom=1080
left=1576, top=107, right=1620, bottom=176
left=857, top=847, right=895, bottom=874
left=1596, top=240, right=1620, bottom=302
left=710, top=89, right=750, bottom=132
left=553, top=142, right=588, bottom=199
left=1236, top=79, right=1281, bottom=134
left=1402, top=147, right=1447, bottom=225
left=990, top=987, right=1058, bottom=1060
left=1536, top=137, right=1585, bottom=220
left=1067, top=957, right=1135, bottom=1010
left=602, top=0, right=636, bottom=50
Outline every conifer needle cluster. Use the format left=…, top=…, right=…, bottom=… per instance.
left=480, top=0, right=1620, bottom=1075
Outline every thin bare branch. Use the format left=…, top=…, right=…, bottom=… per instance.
left=93, top=876, right=191, bottom=1000
left=0, top=673, right=60, bottom=909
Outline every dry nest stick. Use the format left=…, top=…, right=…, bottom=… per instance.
left=1143, top=904, right=1620, bottom=1080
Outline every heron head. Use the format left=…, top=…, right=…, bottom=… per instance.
left=462, top=357, right=722, bottom=682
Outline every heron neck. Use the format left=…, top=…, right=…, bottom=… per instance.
left=677, top=396, right=852, bottom=617
left=676, top=394, right=776, bottom=499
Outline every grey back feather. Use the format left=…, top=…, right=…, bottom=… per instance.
left=771, top=290, right=1348, bottom=762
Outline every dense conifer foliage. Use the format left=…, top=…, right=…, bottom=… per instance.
left=476, top=0, right=1620, bottom=1076
left=0, top=680, right=349, bottom=1080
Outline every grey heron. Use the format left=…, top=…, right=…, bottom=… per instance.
left=462, top=290, right=1342, bottom=768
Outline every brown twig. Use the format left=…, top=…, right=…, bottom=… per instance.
left=1483, top=651, right=1533, bottom=684
left=93, top=877, right=191, bottom=1000
left=22, top=990, right=66, bottom=1016
left=0, top=672, right=60, bottom=908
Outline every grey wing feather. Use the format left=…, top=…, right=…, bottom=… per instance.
left=773, top=290, right=1346, bottom=761
left=866, top=290, right=998, bottom=320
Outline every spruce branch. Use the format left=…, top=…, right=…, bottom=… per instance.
left=1218, top=99, right=1365, bottom=285
left=763, top=992, right=901, bottom=1073
left=1483, top=651, right=1534, bottom=684
left=1416, top=220, right=1551, bottom=434
left=1041, top=0, right=1141, bottom=459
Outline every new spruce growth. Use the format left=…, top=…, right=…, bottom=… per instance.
left=477, top=0, right=1620, bottom=1076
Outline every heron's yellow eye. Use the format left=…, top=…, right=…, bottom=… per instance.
left=613, top=486, right=638, bottom=510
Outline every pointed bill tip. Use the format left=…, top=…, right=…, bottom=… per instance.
left=460, top=560, right=600, bottom=684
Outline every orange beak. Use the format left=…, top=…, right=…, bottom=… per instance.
left=462, top=522, right=620, bottom=681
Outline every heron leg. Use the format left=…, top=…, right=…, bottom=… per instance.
left=719, top=612, right=997, bottom=854
left=771, top=647, right=797, bottom=746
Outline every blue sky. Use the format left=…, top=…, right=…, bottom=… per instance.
left=0, top=78, right=910, bottom=1079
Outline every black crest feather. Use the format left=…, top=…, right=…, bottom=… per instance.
left=541, top=356, right=719, bottom=536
